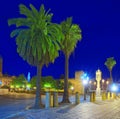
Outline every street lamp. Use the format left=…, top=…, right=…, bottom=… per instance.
left=71, top=86, right=74, bottom=95
left=89, top=80, right=92, bottom=90
left=110, top=84, right=118, bottom=92
left=106, top=81, right=109, bottom=85
left=106, top=81, right=109, bottom=91
left=81, top=73, right=89, bottom=100
left=94, top=82, right=96, bottom=90
left=102, top=79, right=105, bottom=91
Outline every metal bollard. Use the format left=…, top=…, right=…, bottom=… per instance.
left=102, top=92, right=106, bottom=101
left=90, top=92, right=93, bottom=102
left=93, top=92, right=96, bottom=102
left=111, top=93, right=115, bottom=99
left=114, top=93, right=117, bottom=99
left=45, top=92, right=50, bottom=109
left=75, top=92, right=80, bottom=104
left=53, top=92, right=58, bottom=107
left=50, top=93, right=53, bottom=107
left=107, top=92, right=110, bottom=100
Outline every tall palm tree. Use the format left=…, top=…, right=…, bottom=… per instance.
left=60, top=17, right=82, bottom=103
left=104, top=57, right=116, bottom=83
left=8, top=4, right=63, bottom=108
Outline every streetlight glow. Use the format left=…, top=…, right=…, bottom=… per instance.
left=71, top=86, right=74, bottom=90
left=83, top=80, right=88, bottom=85
left=81, top=72, right=89, bottom=100
left=106, top=81, right=109, bottom=85
left=81, top=73, right=89, bottom=85
left=102, top=79, right=105, bottom=83
left=94, top=82, right=96, bottom=85
left=111, top=84, right=118, bottom=92
left=89, top=80, right=92, bottom=84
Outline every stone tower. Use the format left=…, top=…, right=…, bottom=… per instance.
left=0, top=57, right=2, bottom=76
left=96, top=69, right=102, bottom=96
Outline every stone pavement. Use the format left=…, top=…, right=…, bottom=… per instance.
left=5, top=98, right=120, bottom=119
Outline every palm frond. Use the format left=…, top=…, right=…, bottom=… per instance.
left=30, top=4, right=39, bottom=18
left=19, top=4, right=34, bottom=19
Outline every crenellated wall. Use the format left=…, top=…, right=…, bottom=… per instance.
left=69, top=71, right=84, bottom=94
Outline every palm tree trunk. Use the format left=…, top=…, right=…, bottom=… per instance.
left=34, top=62, right=42, bottom=108
left=110, top=70, right=113, bottom=83
left=62, top=54, right=70, bottom=103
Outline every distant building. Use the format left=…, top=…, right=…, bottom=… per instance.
left=0, top=57, right=15, bottom=87
left=60, top=71, right=84, bottom=94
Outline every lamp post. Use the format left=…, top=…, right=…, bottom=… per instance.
left=102, top=79, right=105, bottom=91
left=71, top=86, right=74, bottom=95
left=111, top=84, right=118, bottom=92
left=106, top=81, right=109, bottom=91
left=89, top=80, right=92, bottom=91
left=94, top=82, right=96, bottom=90
left=81, top=73, right=89, bottom=101
left=110, top=84, right=118, bottom=99
left=83, top=80, right=88, bottom=100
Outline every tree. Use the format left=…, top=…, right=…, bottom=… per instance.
left=56, top=80, right=73, bottom=90
left=10, top=74, right=26, bottom=88
left=8, top=4, right=63, bottom=108
left=104, top=57, right=116, bottom=83
left=30, top=76, right=37, bottom=88
left=60, top=17, right=82, bottom=103
left=30, top=76, right=57, bottom=89
left=41, top=76, right=56, bottom=89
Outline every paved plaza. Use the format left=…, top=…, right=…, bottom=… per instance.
left=1, top=93, right=120, bottom=119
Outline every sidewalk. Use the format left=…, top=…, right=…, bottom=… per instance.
left=5, top=98, right=120, bottom=119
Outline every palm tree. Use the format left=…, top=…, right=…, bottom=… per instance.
left=60, top=17, right=82, bottom=103
left=104, top=57, right=116, bottom=83
left=8, top=4, right=63, bottom=108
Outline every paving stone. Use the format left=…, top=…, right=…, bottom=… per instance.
left=3, top=97, right=120, bottom=119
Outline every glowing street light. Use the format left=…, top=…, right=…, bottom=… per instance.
left=111, top=84, right=118, bottom=92
left=94, top=82, right=96, bottom=85
left=106, top=81, right=109, bottom=91
left=71, top=86, right=74, bottom=90
left=94, top=82, right=96, bottom=90
left=102, top=79, right=105, bottom=83
left=81, top=73, right=89, bottom=100
left=83, top=80, right=88, bottom=85
left=71, top=86, right=74, bottom=95
left=89, top=80, right=92, bottom=84
left=106, top=81, right=109, bottom=85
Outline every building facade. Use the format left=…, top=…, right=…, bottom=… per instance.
left=60, top=71, right=84, bottom=94
left=0, top=57, right=15, bottom=87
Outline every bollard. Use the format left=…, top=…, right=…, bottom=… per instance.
left=75, top=92, right=80, bottom=104
left=105, top=92, right=107, bottom=100
left=114, top=93, right=117, bottom=99
left=107, top=92, right=110, bottom=100
left=102, top=92, right=104, bottom=101
left=102, top=92, right=106, bottom=101
left=50, top=93, right=53, bottom=107
left=111, top=93, right=115, bottom=99
left=45, top=92, right=50, bottom=109
left=111, top=93, right=114, bottom=99
left=90, top=92, right=93, bottom=102
left=93, top=92, right=96, bottom=102
left=53, top=92, right=58, bottom=107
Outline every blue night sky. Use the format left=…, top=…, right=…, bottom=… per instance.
left=0, top=0, right=120, bottom=80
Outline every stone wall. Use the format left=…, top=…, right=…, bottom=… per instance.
left=0, top=89, right=9, bottom=95
left=69, top=71, right=84, bottom=94
left=0, top=76, right=15, bottom=86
